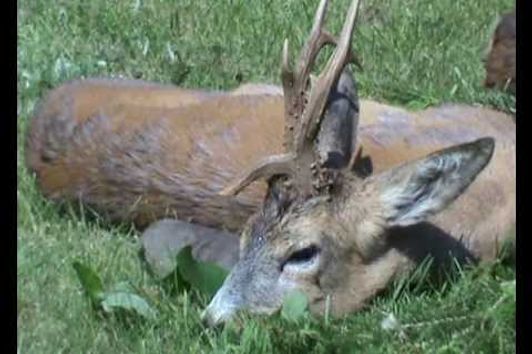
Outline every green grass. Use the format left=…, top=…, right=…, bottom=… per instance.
left=18, top=0, right=515, bottom=352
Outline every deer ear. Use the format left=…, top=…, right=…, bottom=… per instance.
left=372, top=138, right=495, bottom=227
left=316, top=67, right=359, bottom=169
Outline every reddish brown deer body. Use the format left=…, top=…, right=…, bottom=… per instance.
left=26, top=0, right=515, bottom=325
left=25, top=83, right=515, bottom=234
left=26, top=78, right=287, bottom=231
left=484, top=9, right=515, bottom=93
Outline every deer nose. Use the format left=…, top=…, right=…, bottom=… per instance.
left=201, top=305, right=235, bottom=328
left=200, top=290, right=239, bottom=327
left=484, top=78, right=496, bottom=88
left=200, top=309, right=218, bottom=328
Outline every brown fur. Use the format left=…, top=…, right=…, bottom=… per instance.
left=484, top=9, right=515, bottom=94
left=26, top=78, right=284, bottom=231
left=27, top=80, right=515, bottom=324
left=26, top=80, right=515, bottom=261
left=25, top=0, right=515, bottom=324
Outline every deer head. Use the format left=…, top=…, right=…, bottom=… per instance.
left=202, top=0, right=495, bottom=326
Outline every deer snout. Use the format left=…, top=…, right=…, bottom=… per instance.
left=201, top=284, right=242, bottom=327
left=484, top=78, right=496, bottom=89
left=200, top=307, right=226, bottom=328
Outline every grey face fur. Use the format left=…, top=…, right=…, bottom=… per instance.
left=202, top=190, right=332, bottom=325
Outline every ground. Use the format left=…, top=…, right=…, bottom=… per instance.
left=18, top=0, right=515, bottom=352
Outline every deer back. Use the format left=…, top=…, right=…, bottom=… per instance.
left=25, top=78, right=287, bottom=230
left=27, top=78, right=514, bottom=249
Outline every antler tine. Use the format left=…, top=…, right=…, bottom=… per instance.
left=281, top=0, right=333, bottom=151
left=281, top=39, right=292, bottom=87
left=281, top=39, right=297, bottom=150
left=311, top=0, right=329, bottom=37
left=219, top=153, right=296, bottom=196
left=296, top=0, right=362, bottom=78
left=295, top=0, right=334, bottom=85
left=296, top=0, right=361, bottom=151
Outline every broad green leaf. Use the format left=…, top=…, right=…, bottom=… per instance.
left=175, top=246, right=229, bottom=298
left=281, top=290, right=309, bottom=321
left=101, top=292, right=158, bottom=320
left=109, top=281, right=136, bottom=293
left=72, top=261, right=105, bottom=304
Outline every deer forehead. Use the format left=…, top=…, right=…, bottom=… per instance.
left=245, top=205, right=331, bottom=250
left=282, top=210, right=330, bottom=238
left=281, top=205, right=365, bottom=250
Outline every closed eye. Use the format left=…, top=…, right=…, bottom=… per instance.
left=281, top=245, right=320, bottom=271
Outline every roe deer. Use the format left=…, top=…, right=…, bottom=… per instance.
left=484, top=9, right=515, bottom=94
left=200, top=0, right=515, bottom=325
left=25, top=0, right=515, bottom=326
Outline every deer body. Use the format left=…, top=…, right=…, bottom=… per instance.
left=26, top=78, right=287, bottom=231
left=26, top=79, right=515, bottom=260
left=25, top=0, right=515, bottom=326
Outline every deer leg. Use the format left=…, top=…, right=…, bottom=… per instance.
left=140, top=219, right=239, bottom=278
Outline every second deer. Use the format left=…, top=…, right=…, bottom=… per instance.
left=484, top=8, right=515, bottom=94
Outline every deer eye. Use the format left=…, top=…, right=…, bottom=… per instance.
left=282, top=245, right=320, bottom=270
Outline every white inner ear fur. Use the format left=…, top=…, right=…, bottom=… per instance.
left=379, top=162, right=451, bottom=227
left=376, top=139, right=493, bottom=227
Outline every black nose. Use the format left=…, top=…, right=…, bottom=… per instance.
left=484, top=79, right=496, bottom=88
left=201, top=310, right=223, bottom=328
left=200, top=310, right=212, bottom=327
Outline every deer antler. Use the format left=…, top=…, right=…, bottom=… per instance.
left=220, top=0, right=361, bottom=197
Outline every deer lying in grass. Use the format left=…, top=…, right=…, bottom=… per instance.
left=26, top=0, right=515, bottom=326
left=484, top=8, right=515, bottom=94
